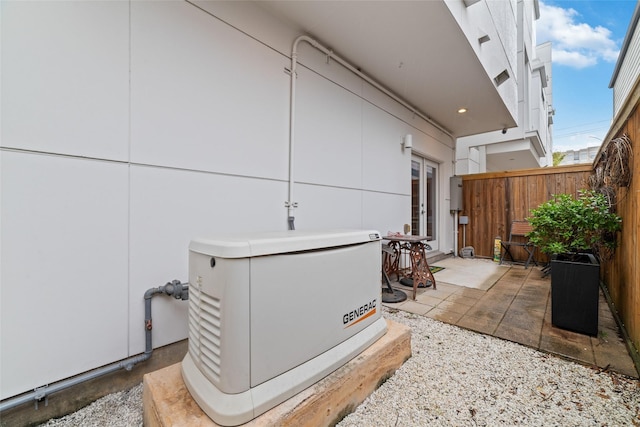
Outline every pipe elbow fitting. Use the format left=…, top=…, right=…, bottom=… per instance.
left=144, top=287, right=161, bottom=300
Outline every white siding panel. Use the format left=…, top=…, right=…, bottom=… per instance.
left=294, top=67, right=363, bottom=188
left=293, top=184, right=363, bottom=230
left=0, top=151, right=129, bottom=399
left=361, top=192, right=411, bottom=235
left=130, top=1, right=289, bottom=180
left=295, top=42, right=365, bottom=99
left=361, top=103, right=409, bottom=194
left=127, top=165, right=287, bottom=353
left=0, top=2, right=130, bottom=161
left=614, top=24, right=640, bottom=116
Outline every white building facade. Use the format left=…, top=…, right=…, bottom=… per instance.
left=1, top=0, right=527, bottom=405
left=558, top=146, right=600, bottom=165
left=609, top=1, right=640, bottom=117
left=456, top=0, right=554, bottom=174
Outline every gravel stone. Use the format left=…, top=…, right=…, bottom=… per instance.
left=38, top=384, right=143, bottom=427
left=39, top=308, right=640, bottom=426
left=339, top=309, right=640, bottom=426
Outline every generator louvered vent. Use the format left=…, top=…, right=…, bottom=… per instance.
left=188, top=284, right=222, bottom=385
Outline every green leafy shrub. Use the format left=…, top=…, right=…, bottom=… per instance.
left=527, top=190, right=621, bottom=258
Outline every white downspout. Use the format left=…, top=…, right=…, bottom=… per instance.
left=287, top=35, right=453, bottom=230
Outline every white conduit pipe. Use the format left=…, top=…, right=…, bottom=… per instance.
left=287, top=35, right=453, bottom=229
left=454, top=211, right=459, bottom=257
left=286, top=36, right=305, bottom=230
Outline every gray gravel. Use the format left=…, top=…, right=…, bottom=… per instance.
left=38, top=383, right=143, bottom=427
left=340, top=309, right=639, bottom=426
left=39, top=308, right=639, bottom=426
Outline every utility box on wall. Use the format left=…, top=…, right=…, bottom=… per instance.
left=450, top=176, right=463, bottom=212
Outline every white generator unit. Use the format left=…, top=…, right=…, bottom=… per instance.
left=181, top=229, right=387, bottom=426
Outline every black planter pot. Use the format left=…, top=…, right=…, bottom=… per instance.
left=551, top=253, right=600, bottom=336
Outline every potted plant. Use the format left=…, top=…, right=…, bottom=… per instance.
left=527, top=190, right=621, bottom=336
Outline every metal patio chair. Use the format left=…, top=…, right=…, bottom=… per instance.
left=500, top=220, right=537, bottom=268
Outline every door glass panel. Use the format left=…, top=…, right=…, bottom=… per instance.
left=426, top=165, right=436, bottom=240
left=411, top=160, right=420, bottom=236
left=411, top=156, right=438, bottom=249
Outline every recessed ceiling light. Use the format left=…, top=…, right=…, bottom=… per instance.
left=458, top=108, right=467, bottom=114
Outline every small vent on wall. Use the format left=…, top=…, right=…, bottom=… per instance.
left=478, top=34, right=491, bottom=44
left=494, top=70, right=510, bottom=86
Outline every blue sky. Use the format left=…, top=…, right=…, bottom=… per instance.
left=536, top=0, right=638, bottom=152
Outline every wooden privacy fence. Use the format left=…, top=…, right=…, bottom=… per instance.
left=457, top=105, right=638, bottom=362
left=456, top=78, right=639, bottom=371
left=594, top=78, right=639, bottom=364
left=458, top=164, right=592, bottom=264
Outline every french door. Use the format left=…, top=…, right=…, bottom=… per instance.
left=411, top=155, right=438, bottom=250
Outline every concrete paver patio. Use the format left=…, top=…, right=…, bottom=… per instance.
left=383, top=258, right=639, bottom=378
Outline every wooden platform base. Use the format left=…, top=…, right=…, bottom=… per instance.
left=143, top=319, right=411, bottom=427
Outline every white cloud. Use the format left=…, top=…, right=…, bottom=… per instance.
left=552, top=49, right=597, bottom=68
left=537, top=2, right=619, bottom=68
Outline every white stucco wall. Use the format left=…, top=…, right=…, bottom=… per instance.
left=1, top=1, right=455, bottom=399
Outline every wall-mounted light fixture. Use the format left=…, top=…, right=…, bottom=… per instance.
left=402, top=134, right=413, bottom=151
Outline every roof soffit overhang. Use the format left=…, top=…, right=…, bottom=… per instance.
left=256, top=0, right=517, bottom=137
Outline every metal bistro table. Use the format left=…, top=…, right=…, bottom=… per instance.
left=383, top=234, right=436, bottom=300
